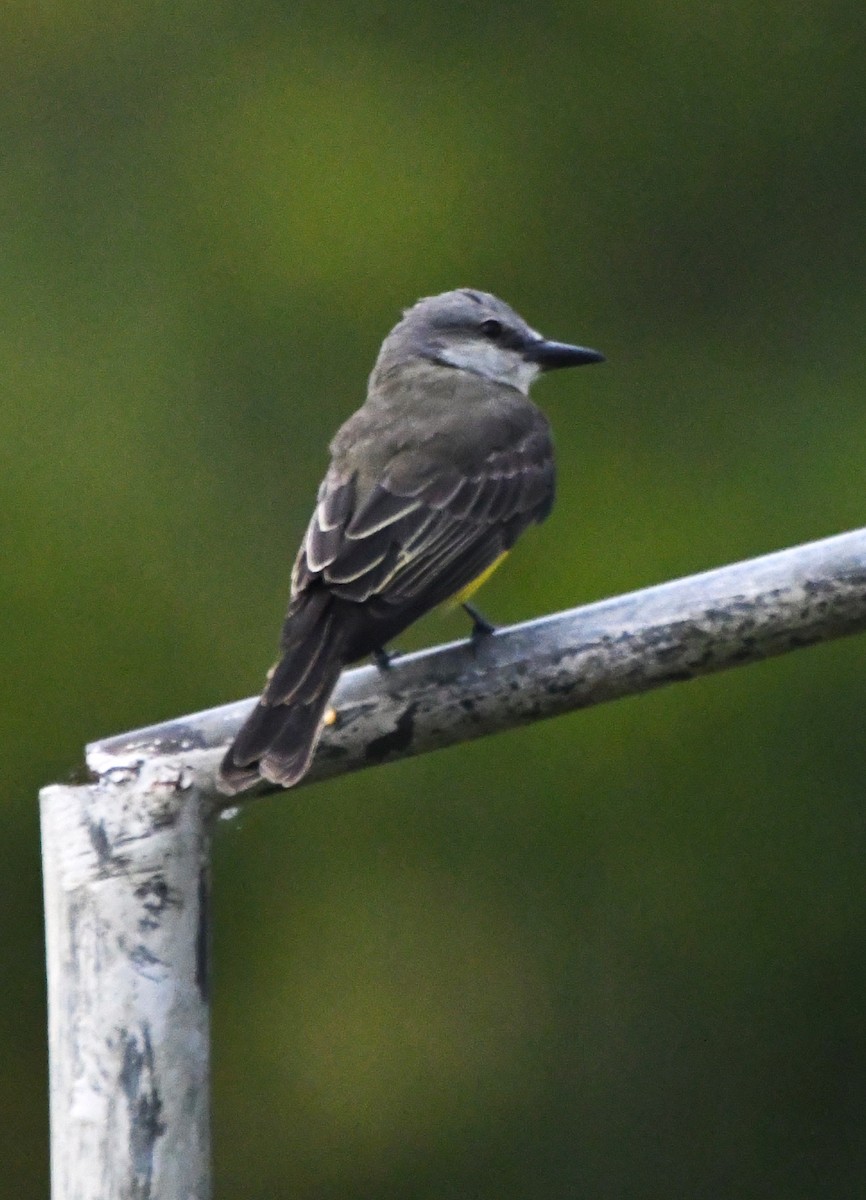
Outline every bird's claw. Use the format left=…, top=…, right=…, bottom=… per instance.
left=372, top=646, right=398, bottom=671
left=463, top=602, right=497, bottom=642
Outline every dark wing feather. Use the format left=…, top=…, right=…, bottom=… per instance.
left=293, top=425, right=554, bottom=615
left=346, top=484, right=425, bottom=537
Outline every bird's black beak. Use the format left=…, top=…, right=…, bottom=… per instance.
left=524, top=339, right=605, bottom=370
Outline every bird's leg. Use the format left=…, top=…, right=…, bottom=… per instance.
left=463, top=602, right=497, bottom=641
left=372, top=645, right=398, bottom=671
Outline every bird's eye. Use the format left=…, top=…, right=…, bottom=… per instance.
left=479, top=319, right=503, bottom=339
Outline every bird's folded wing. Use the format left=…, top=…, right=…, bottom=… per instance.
left=292, top=428, right=554, bottom=608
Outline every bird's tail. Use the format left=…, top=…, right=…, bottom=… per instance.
left=218, top=592, right=346, bottom=794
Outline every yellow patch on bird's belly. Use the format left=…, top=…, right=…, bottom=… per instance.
left=445, top=551, right=510, bottom=607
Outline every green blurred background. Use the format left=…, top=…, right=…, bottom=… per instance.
left=5, top=2, right=866, bottom=1195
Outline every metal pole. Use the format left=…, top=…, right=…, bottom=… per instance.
left=39, top=523, right=866, bottom=1197
left=87, top=524, right=866, bottom=798
left=41, top=761, right=210, bottom=1200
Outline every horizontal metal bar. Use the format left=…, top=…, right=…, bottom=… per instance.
left=86, top=525, right=866, bottom=802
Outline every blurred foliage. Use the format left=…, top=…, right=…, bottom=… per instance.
left=5, top=1, right=866, bottom=1196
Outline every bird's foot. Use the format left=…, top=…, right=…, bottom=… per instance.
left=463, top=602, right=497, bottom=643
left=372, top=645, right=398, bottom=671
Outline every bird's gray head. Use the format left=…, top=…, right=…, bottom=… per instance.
left=372, top=288, right=604, bottom=395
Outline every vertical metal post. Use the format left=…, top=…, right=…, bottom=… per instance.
left=40, top=761, right=211, bottom=1200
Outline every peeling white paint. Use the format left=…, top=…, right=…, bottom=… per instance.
left=41, top=765, right=210, bottom=1200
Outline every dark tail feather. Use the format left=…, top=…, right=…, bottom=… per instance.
left=217, top=594, right=346, bottom=795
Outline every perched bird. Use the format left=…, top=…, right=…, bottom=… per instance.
left=218, top=289, right=603, bottom=793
